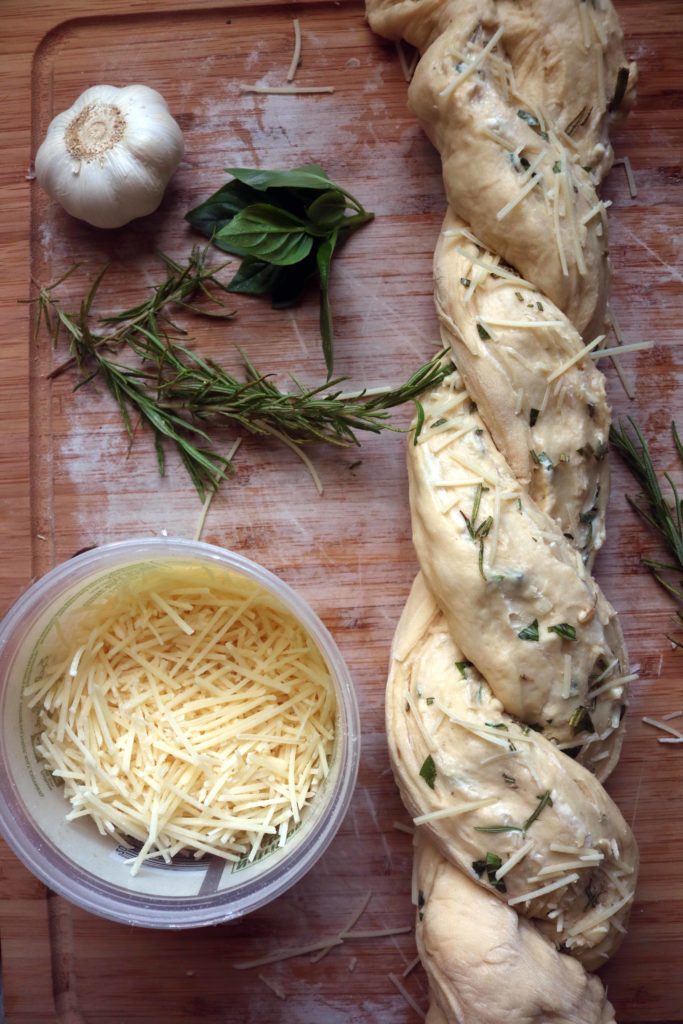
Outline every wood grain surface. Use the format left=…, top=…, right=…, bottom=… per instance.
left=0, top=0, right=681, bottom=1021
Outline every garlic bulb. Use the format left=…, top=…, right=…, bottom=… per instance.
left=35, top=84, right=184, bottom=229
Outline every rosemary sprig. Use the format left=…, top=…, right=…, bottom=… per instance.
left=610, top=417, right=683, bottom=601
left=43, top=246, right=236, bottom=381
left=36, top=255, right=451, bottom=499
left=473, top=790, right=553, bottom=836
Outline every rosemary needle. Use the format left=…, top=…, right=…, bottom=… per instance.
left=610, top=417, right=683, bottom=602
left=35, top=252, right=452, bottom=500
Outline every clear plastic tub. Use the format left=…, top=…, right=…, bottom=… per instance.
left=0, top=538, right=360, bottom=928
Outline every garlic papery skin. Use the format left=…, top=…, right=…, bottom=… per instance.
left=35, top=84, right=184, bottom=229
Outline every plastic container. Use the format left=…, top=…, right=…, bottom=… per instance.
left=0, top=538, right=360, bottom=928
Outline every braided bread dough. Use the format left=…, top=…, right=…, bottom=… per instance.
left=364, top=0, right=639, bottom=1018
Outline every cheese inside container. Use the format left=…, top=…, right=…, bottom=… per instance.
left=0, top=538, right=360, bottom=927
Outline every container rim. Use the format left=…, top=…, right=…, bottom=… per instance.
left=0, top=537, right=361, bottom=927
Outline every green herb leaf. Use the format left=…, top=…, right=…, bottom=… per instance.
left=552, top=160, right=562, bottom=174
left=611, top=418, right=683, bottom=604
left=184, top=180, right=258, bottom=243
left=548, top=623, right=577, bottom=641
left=474, top=824, right=524, bottom=834
left=522, top=790, right=553, bottom=832
left=419, top=754, right=437, bottom=789
left=455, top=660, right=471, bottom=677
left=36, top=255, right=450, bottom=500
left=413, top=400, right=426, bottom=445
left=569, top=705, right=595, bottom=735
left=307, top=190, right=348, bottom=230
left=186, top=165, right=373, bottom=373
left=484, top=722, right=508, bottom=731
left=224, top=163, right=336, bottom=193
left=460, top=276, right=471, bottom=288
left=316, top=229, right=338, bottom=376
left=517, top=619, right=539, bottom=641
left=608, top=66, right=630, bottom=113
left=269, top=250, right=319, bottom=309
left=529, top=408, right=539, bottom=427
left=472, top=852, right=506, bottom=891
left=226, top=256, right=283, bottom=296
left=477, top=323, right=491, bottom=340
left=215, top=204, right=313, bottom=266
left=517, top=109, right=540, bottom=129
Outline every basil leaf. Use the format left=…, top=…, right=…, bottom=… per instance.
left=270, top=249, right=319, bottom=308
left=419, top=754, right=437, bottom=789
left=517, top=619, right=539, bottom=641
left=215, top=205, right=313, bottom=266
left=225, top=163, right=336, bottom=193
left=227, top=257, right=283, bottom=296
left=307, top=190, right=349, bottom=230
left=317, top=229, right=338, bottom=376
left=185, top=180, right=258, bottom=241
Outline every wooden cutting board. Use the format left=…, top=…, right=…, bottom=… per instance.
left=0, top=0, right=681, bottom=1020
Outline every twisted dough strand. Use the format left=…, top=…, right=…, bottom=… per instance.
left=365, top=1, right=638, bottom=1019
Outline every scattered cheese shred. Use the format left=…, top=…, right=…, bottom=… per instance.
left=477, top=319, right=566, bottom=330
left=194, top=438, right=241, bottom=542
left=234, top=937, right=344, bottom=970
left=567, top=890, right=635, bottom=937
left=508, top=872, right=580, bottom=906
left=396, top=40, right=419, bottom=82
left=613, top=156, right=638, bottom=198
left=30, top=565, right=336, bottom=875
left=590, top=341, right=653, bottom=359
left=453, top=248, right=535, bottom=288
left=562, top=654, right=572, bottom=699
left=388, top=973, right=426, bottom=1020
left=546, top=335, right=605, bottom=383
left=311, top=891, right=372, bottom=964
left=642, top=716, right=683, bottom=740
left=439, top=26, right=504, bottom=98
left=286, top=19, right=302, bottom=82
left=259, top=973, right=286, bottom=1000
left=533, top=859, right=595, bottom=878
left=496, top=173, right=542, bottom=222
left=402, top=954, right=421, bottom=978
left=413, top=796, right=497, bottom=826
left=494, top=839, right=534, bottom=881
left=240, top=84, right=335, bottom=95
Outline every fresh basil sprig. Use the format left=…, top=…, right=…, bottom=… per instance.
left=185, top=164, right=374, bottom=376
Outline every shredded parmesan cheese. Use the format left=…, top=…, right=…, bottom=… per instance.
left=30, top=565, right=336, bottom=875
left=508, top=872, right=580, bottom=906
left=590, top=340, right=653, bottom=359
left=259, top=974, right=286, bottom=1000
left=642, top=717, right=683, bottom=740
left=546, top=335, right=605, bottom=383
left=567, top=891, right=635, bottom=936
left=613, top=156, right=638, bottom=198
left=239, top=84, right=335, bottom=95
left=413, top=797, right=497, bottom=826
left=388, top=973, right=426, bottom=1020
left=494, top=839, right=534, bottom=880
left=496, top=173, right=543, bottom=221
left=439, top=26, right=504, bottom=97
left=287, top=19, right=303, bottom=82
